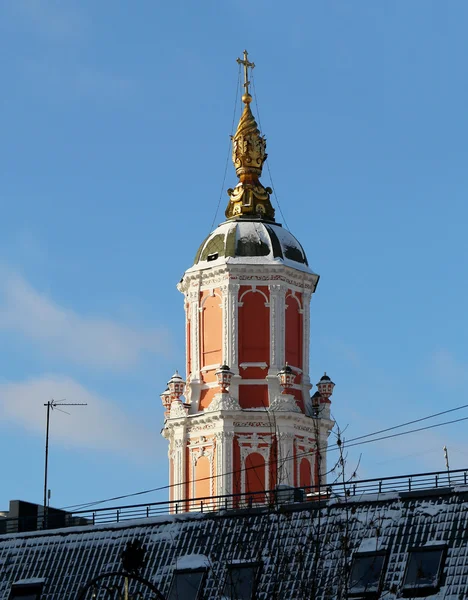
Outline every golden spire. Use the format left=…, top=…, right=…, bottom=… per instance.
left=225, top=51, right=275, bottom=221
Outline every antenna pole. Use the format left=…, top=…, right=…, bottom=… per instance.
left=43, top=401, right=51, bottom=528
left=42, top=400, right=87, bottom=529
left=443, top=445, right=451, bottom=485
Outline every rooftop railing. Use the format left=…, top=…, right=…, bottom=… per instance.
left=1, top=467, right=467, bottom=535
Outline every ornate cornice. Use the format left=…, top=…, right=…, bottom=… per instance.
left=179, top=263, right=318, bottom=295
left=269, top=394, right=301, bottom=413
left=204, top=393, right=241, bottom=412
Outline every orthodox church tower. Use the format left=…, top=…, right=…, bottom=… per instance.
left=161, top=52, right=334, bottom=508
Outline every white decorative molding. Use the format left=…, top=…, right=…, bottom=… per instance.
left=269, top=394, right=301, bottom=413
left=189, top=288, right=201, bottom=378
left=277, top=431, right=295, bottom=486
left=199, top=290, right=222, bottom=309
left=205, top=393, right=241, bottom=412
left=172, top=436, right=186, bottom=502
left=239, top=362, right=268, bottom=370
left=239, top=286, right=270, bottom=306
left=200, top=364, right=220, bottom=373
left=170, top=401, right=189, bottom=419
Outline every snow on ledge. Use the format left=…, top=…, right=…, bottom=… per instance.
left=176, top=554, right=210, bottom=570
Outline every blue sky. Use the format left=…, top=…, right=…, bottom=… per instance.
left=1, top=0, right=468, bottom=512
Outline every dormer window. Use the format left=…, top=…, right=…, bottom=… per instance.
left=222, top=562, right=261, bottom=599
left=10, top=578, right=45, bottom=599
left=168, top=568, right=207, bottom=600
left=349, top=551, right=387, bottom=597
left=207, top=252, right=219, bottom=262
left=402, top=545, right=446, bottom=596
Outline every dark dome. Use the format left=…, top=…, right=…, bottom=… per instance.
left=192, top=219, right=312, bottom=273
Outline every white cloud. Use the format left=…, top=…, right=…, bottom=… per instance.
left=0, top=375, right=158, bottom=458
left=0, top=271, right=168, bottom=370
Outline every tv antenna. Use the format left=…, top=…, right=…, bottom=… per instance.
left=43, top=399, right=87, bottom=528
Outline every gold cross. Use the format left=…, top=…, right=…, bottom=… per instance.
left=237, top=50, right=255, bottom=97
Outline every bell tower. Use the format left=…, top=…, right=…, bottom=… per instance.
left=161, top=52, right=334, bottom=509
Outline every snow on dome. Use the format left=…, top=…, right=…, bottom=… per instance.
left=191, top=219, right=314, bottom=274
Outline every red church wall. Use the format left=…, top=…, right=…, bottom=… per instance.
left=239, top=384, right=269, bottom=408
left=291, top=388, right=305, bottom=413
left=200, top=291, right=222, bottom=368
left=300, top=457, right=312, bottom=489
left=269, top=438, right=278, bottom=491
left=238, top=287, right=270, bottom=366
left=285, top=292, right=303, bottom=372
left=245, top=452, right=266, bottom=502
left=233, top=438, right=241, bottom=501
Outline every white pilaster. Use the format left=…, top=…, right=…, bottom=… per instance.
left=277, top=431, right=295, bottom=486
left=215, top=430, right=234, bottom=496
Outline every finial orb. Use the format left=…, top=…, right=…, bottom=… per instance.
left=242, top=93, right=252, bottom=104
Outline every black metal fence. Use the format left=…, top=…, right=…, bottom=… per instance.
left=1, top=467, right=467, bottom=535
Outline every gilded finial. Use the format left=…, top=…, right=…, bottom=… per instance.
left=226, top=51, right=275, bottom=221
left=236, top=50, right=255, bottom=104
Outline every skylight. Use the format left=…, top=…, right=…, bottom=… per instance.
left=349, top=552, right=386, bottom=597
left=402, top=546, right=445, bottom=596
left=222, top=563, right=260, bottom=600
left=167, top=568, right=206, bottom=600
left=10, top=578, right=45, bottom=600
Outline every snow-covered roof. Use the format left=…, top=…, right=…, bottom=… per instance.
left=1, top=487, right=468, bottom=599
left=188, top=219, right=315, bottom=275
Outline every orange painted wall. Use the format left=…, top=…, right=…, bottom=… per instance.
left=194, top=455, right=211, bottom=500
left=285, top=292, right=303, bottom=370
left=245, top=452, right=266, bottom=502
left=239, top=384, right=269, bottom=408
left=200, top=291, right=222, bottom=368
left=199, top=387, right=217, bottom=410
left=238, top=287, right=270, bottom=365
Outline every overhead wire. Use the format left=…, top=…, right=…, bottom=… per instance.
left=251, top=72, right=289, bottom=230
left=209, top=65, right=241, bottom=232
left=60, top=403, right=468, bottom=512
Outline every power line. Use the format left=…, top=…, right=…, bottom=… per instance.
left=61, top=402, right=468, bottom=512
left=209, top=65, right=241, bottom=231
left=251, top=72, right=289, bottom=230
left=339, top=402, right=468, bottom=446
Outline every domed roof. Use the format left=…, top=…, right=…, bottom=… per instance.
left=190, top=219, right=314, bottom=274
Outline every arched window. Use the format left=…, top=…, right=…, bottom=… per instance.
left=238, top=290, right=269, bottom=365
left=245, top=452, right=266, bottom=503
left=201, top=294, right=222, bottom=367
left=300, top=457, right=312, bottom=489
left=194, top=455, right=211, bottom=502
left=285, top=294, right=302, bottom=370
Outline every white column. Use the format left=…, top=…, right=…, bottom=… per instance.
left=302, top=290, right=312, bottom=380
left=172, top=436, right=186, bottom=503
left=221, top=283, right=239, bottom=371
left=189, top=288, right=201, bottom=378
left=215, top=431, right=234, bottom=497
left=277, top=431, right=295, bottom=486
left=269, top=284, right=286, bottom=371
